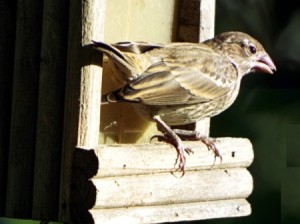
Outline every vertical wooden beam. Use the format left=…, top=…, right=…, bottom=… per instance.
left=5, top=0, right=43, bottom=218
left=0, top=0, right=16, bottom=216
left=199, top=0, right=215, bottom=42
left=32, top=0, right=69, bottom=220
left=59, top=0, right=106, bottom=222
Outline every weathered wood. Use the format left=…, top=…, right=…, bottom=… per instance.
left=70, top=148, right=99, bottom=224
left=92, top=137, right=253, bottom=222
left=94, top=168, right=252, bottom=208
left=96, top=138, right=253, bottom=176
left=78, top=1, right=105, bottom=147
left=91, top=199, right=251, bottom=224
left=32, top=0, right=69, bottom=220
left=6, top=0, right=43, bottom=218
left=199, top=0, right=215, bottom=42
left=59, top=0, right=106, bottom=222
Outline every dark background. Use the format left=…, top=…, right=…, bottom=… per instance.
left=194, top=0, right=300, bottom=223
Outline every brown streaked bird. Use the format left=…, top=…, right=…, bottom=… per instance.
left=93, top=31, right=276, bottom=174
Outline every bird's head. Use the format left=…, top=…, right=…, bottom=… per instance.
left=205, top=31, right=276, bottom=75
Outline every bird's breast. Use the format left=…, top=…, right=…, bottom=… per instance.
left=125, top=78, right=242, bottom=126
left=151, top=81, right=241, bottom=125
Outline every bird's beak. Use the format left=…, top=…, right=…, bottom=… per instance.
left=252, top=54, right=277, bottom=74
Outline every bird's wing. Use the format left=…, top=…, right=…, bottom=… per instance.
left=120, top=43, right=239, bottom=105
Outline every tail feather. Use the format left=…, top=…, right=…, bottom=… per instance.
left=101, top=88, right=127, bottom=105
left=101, top=88, right=140, bottom=105
left=101, top=92, right=118, bottom=104
left=92, top=40, right=138, bottom=81
left=101, top=95, right=110, bottom=104
left=92, top=40, right=126, bottom=61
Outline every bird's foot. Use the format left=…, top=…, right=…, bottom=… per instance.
left=198, top=135, right=222, bottom=163
left=152, top=116, right=193, bottom=176
left=173, top=129, right=222, bottom=163
left=151, top=134, right=192, bottom=176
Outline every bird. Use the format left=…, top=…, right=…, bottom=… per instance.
left=93, top=31, right=276, bottom=174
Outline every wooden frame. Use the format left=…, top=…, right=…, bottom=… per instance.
left=59, top=0, right=106, bottom=222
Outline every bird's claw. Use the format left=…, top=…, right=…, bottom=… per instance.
left=173, top=144, right=186, bottom=177
left=199, top=136, right=222, bottom=163
left=150, top=133, right=190, bottom=176
left=184, top=147, right=194, bottom=155
left=174, top=147, right=186, bottom=171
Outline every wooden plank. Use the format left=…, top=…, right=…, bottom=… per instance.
left=5, top=0, right=43, bottom=218
left=0, top=1, right=16, bottom=215
left=59, top=0, right=106, bottom=222
left=94, top=168, right=252, bottom=208
left=91, top=199, right=251, bottom=224
left=31, top=0, right=69, bottom=220
left=96, top=138, right=253, bottom=176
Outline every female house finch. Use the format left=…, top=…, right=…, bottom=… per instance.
left=94, top=32, right=276, bottom=173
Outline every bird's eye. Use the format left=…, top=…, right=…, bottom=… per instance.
left=248, top=44, right=257, bottom=54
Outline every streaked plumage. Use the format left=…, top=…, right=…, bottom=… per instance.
left=94, top=31, right=276, bottom=174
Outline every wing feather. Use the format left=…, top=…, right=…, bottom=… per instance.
left=120, top=44, right=239, bottom=105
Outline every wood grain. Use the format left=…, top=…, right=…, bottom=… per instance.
left=59, top=0, right=105, bottom=222
left=91, top=199, right=251, bottom=224
left=94, top=168, right=252, bottom=208
left=96, top=137, right=253, bottom=176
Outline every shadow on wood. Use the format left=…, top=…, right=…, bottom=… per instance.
left=70, top=147, right=99, bottom=224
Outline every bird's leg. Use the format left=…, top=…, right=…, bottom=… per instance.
left=172, top=129, right=222, bottom=162
left=152, top=116, right=192, bottom=174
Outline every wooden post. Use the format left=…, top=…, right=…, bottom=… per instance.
left=59, top=0, right=106, bottom=222
left=5, top=0, right=43, bottom=218
left=32, top=0, right=69, bottom=220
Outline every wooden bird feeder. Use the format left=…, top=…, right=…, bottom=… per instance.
left=61, top=0, right=254, bottom=223
left=0, top=0, right=253, bottom=223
